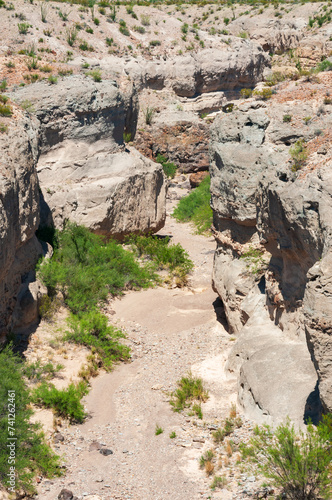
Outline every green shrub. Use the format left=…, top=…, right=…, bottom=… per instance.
left=316, top=59, right=332, bottom=72
left=213, top=416, right=242, bottom=444
left=253, top=88, right=273, bottom=100
left=127, top=233, right=193, bottom=281
left=93, top=17, right=100, bottom=25
left=172, top=174, right=212, bottom=234
left=246, top=417, right=332, bottom=500
left=0, top=103, right=12, bottom=117
left=155, top=154, right=177, bottom=178
left=37, top=223, right=155, bottom=314
left=240, top=88, right=252, bottom=98
left=150, top=39, right=161, bottom=47
left=283, top=114, right=292, bottom=122
left=32, top=381, right=88, bottom=423
left=141, top=14, right=150, bottom=26
left=290, top=139, right=308, bottom=172
left=66, top=309, right=130, bottom=370
left=48, top=74, right=58, bottom=84
left=155, top=425, right=164, bottom=435
left=0, top=122, right=8, bottom=133
left=22, top=360, right=63, bottom=382
left=18, top=22, right=29, bottom=34
left=170, top=372, right=208, bottom=413
left=86, top=26, right=94, bottom=33
left=0, top=346, right=61, bottom=494
left=211, top=475, right=227, bottom=490
left=134, top=25, right=145, bottom=33
left=66, top=26, right=77, bottom=46
left=145, top=106, right=155, bottom=125
left=169, top=431, right=176, bottom=439
left=79, top=40, right=94, bottom=51
left=87, top=69, right=102, bottom=82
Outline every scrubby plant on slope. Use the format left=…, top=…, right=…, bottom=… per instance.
left=240, top=417, right=332, bottom=500
left=0, top=346, right=61, bottom=495
left=172, top=174, right=213, bottom=234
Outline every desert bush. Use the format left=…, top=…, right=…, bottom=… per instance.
left=0, top=346, right=61, bottom=494
left=244, top=417, right=332, bottom=500
left=141, top=14, right=150, bottom=26
left=170, top=371, right=208, bottom=412
left=66, top=309, right=130, bottom=370
left=0, top=103, right=12, bottom=117
left=133, top=25, right=145, bottom=33
left=172, top=174, right=212, bottom=234
left=18, top=22, right=29, bottom=34
left=155, top=153, right=177, bottom=178
left=48, top=75, right=58, bottom=84
left=22, top=360, right=63, bottom=382
left=144, top=106, right=155, bottom=125
left=253, top=88, right=273, bottom=100
left=119, top=20, right=130, bottom=36
left=316, top=59, right=332, bottom=72
left=290, top=139, right=308, bottom=171
left=87, top=69, right=102, bottom=82
left=37, top=223, right=155, bottom=314
left=283, top=114, right=292, bottom=122
left=32, top=381, right=88, bottom=423
left=66, top=26, right=77, bottom=46
left=240, top=88, right=252, bottom=98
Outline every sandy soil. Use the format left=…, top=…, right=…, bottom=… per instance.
left=33, top=198, right=243, bottom=500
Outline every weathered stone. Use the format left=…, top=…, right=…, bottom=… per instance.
left=12, top=76, right=166, bottom=238
left=0, top=116, right=41, bottom=338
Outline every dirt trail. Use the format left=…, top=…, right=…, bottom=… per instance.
left=37, top=201, right=237, bottom=500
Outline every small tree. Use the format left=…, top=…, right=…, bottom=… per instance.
left=247, top=418, right=332, bottom=500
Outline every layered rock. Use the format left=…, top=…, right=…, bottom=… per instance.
left=125, top=43, right=269, bottom=97
left=210, top=86, right=332, bottom=422
left=12, top=76, right=166, bottom=237
left=0, top=115, right=44, bottom=338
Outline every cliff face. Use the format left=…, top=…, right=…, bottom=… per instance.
left=0, top=115, right=44, bottom=338
left=210, top=74, right=332, bottom=422
left=12, top=76, right=166, bottom=238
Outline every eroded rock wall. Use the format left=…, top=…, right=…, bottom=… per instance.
left=12, top=76, right=166, bottom=238
left=0, top=116, right=44, bottom=338
left=210, top=81, right=332, bottom=422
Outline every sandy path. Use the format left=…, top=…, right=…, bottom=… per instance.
left=37, top=204, right=237, bottom=500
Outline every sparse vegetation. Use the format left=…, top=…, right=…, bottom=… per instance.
left=290, top=139, right=308, bottom=172
left=32, top=381, right=88, bottom=423
left=155, top=154, right=177, bottom=178
left=66, top=26, right=77, bottom=46
left=0, top=346, right=62, bottom=495
left=172, top=174, right=212, bottom=234
left=155, top=425, right=164, bottom=435
left=242, top=417, right=332, bottom=500
left=18, top=22, right=30, bottom=34
left=283, top=114, right=292, bottom=122
left=170, top=371, right=208, bottom=414
left=169, top=431, right=176, bottom=439
left=144, top=106, right=155, bottom=125
left=87, top=69, right=102, bottom=82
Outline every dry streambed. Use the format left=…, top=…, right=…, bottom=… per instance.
left=32, top=210, right=260, bottom=500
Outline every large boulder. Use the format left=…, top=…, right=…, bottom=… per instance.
left=12, top=76, right=166, bottom=237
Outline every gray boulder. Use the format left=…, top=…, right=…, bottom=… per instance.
left=12, top=76, right=166, bottom=237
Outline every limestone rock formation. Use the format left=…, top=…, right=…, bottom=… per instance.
left=12, top=76, right=166, bottom=237
left=0, top=116, right=44, bottom=338
left=125, top=43, right=269, bottom=97
left=210, top=84, right=332, bottom=421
